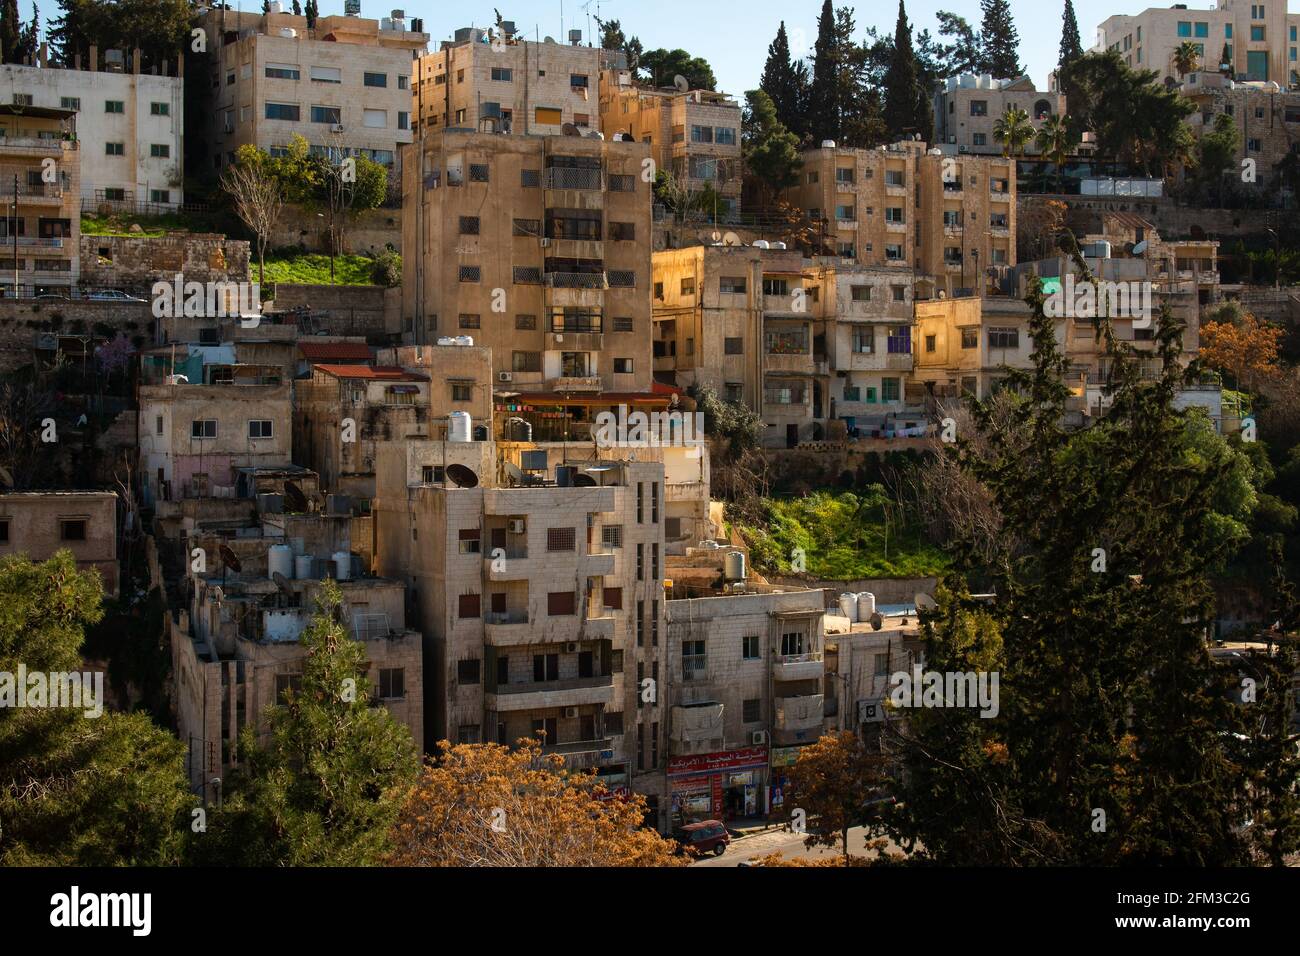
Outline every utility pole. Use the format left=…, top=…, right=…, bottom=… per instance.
left=12, top=174, right=18, bottom=298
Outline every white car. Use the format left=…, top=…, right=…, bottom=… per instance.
left=87, top=289, right=146, bottom=302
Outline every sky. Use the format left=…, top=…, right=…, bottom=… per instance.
left=31, top=0, right=1155, bottom=92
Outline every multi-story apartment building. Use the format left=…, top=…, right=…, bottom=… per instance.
left=913, top=294, right=1037, bottom=401
left=412, top=25, right=606, bottom=137
left=827, top=267, right=919, bottom=431
left=784, top=141, right=1015, bottom=297
left=1, top=50, right=183, bottom=209
left=651, top=244, right=839, bottom=448
left=400, top=130, right=654, bottom=394
left=0, top=491, right=118, bottom=597
left=197, top=5, right=427, bottom=172
left=1182, top=71, right=1300, bottom=185
left=598, top=68, right=743, bottom=216
left=373, top=436, right=669, bottom=808
left=1095, top=0, right=1298, bottom=86
left=0, top=99, right=81, bottom=295
left=933, top=74, right=1066, bottom=156
left=663, top=586, right=828, bottom=827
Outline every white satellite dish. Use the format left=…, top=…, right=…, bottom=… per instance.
left=722, top=231, right=742, bottom=246
left=1132, top=240, right=1148, bottom=256
left=711, top=231, right=722, bottom=243
left=914, top=592, right=938, bottom=611
left=673, top=74, right=689, bottom=93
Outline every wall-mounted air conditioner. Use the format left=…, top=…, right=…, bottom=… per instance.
left=498, top=371, right=513, bottom=382
left=751, top=730, right=768, bottom=745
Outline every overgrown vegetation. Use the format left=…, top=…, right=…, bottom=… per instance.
left=261, top=252, right=391, bottom=287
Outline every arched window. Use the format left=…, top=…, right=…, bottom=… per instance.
left=1034, top=99, right=1052, bottom=119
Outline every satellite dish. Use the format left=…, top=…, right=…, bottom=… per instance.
left=272, top=571, right=291, bottom=593
left=503, top=461, right=525, bottom=487
left=573, top=473, right=597, bottom=486
left=219, top=545, right=242, bottom=573
left=1132, top=240, right=1148, bottom=256
left=914, top=592, right=938, bottom=611
left=446, top=463, right=479, bottom=488
left=561, top=122, right=581, bottom=136
left=711, top=231, right=722, bottom=243
left=673, top=74, right=689, bottom=93
left=283, top=481, right=308, bottom=513
left=722, top=231, right=742, bottom=247
left=869, top=612, right=883, bottom=631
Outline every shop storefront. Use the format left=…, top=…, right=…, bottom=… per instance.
left=768, top=745, right=813, bottom=811
left=667, top=746, right=769, bottom=825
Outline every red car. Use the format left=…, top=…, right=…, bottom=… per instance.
left=673, top=820, right=731, bottom=857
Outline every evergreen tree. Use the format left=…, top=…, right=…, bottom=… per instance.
left=292, top=0, right=302, bottom=15
left=761, top=21, right=807, bottom=139
left=808, top=0, right=840, bottom=143
left=883, top=1, right=923, bottom=140
left=742, top=89, right=802, bottom=204
left=979, top=0, right=1023, bottom=78
left=190, top=581, right=417, bottom=866
left=1059, top=0, right=1083, bottom=72
left=305, top=0, right=318, bottom=30
left=1, top=0, right=20, bottom=62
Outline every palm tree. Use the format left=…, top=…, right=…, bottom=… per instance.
left=1173, top=40, right=1200, bottom=79
left=993, top=106, right=1033, bottom=159
left=1034, top=114, right=1078, bottom=192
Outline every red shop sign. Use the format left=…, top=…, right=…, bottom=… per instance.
left=667, top=745, right=768, bottom=776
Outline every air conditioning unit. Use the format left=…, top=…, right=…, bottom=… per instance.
left=562, top=706, right=579, bottom=718
left=563, top=642, right=578, bottom=654
left=331, top=123, right=346, bottom=133
left=958, top=144, right=969, bottom=153
left=751, top=730, right=768, bottom=745
left=507, top=518, right=526, bottom=534
left=539, top=237, right=552, bottom=247
left=497, top=371, right=513, bottom=382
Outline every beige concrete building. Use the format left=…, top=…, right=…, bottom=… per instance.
left=827, top=267, right=920, bottom=431
left=933, top=74, right=1066, bottom=156
left=400, top=129, right=654, bottom=395
left=1095, top=0, right=1300, bottom=86
left=0, top=101, right=81, bottom=295
left=413, top=26, right=607, bottom=137
left=373, top=435, right=671, bottom=805
left=598, top=69, right=742, bottom=216
left=913, top=294, right=1040, bottom=401
left=197, top=5, right=427, bottom=172
left=0, top=491, right=118, bottom=596
left=1183, top=72, right=1300, bottom=186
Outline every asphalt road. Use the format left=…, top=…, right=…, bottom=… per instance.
left=691, top=824, right=900, bottom=867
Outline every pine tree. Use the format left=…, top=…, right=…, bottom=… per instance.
left=761, top=21, right=807, bottom=139
left=305, top=0, right=318, bottom=30
left=807, top=0, right=840, bottom=143
left=979, top=0, right=1023, bottom=79
left=1, top=0, right=20, bottom=63
left=1059, top=0, right=1083, bottom=71
left=883, top=0, right=923, bottom=140
left=292, top=0, right=302, bottom=15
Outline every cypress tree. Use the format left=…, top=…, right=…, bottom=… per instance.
left=883, top=0, right=922, bottom=140
left=1059, top=0, right=1083, bottom=71
left=979, top=0, right=1023, bottom=79
left=808, top=0, right=840, bottom=143
left=761, top=21, right=807, bottom=138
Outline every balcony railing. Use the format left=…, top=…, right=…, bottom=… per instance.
left=545, top=271, right=608, bottom=289
left=485, top=610, right=529, bottom=626
left=544, top=167, right=603, bottom=190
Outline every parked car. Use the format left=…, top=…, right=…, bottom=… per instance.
left=87, top=289, right=145, bottom=302
left=35, top=293, right=69, bottom=300
left=672, top=820, right=731, bottom=857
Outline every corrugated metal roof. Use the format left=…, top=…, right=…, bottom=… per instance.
left=297, top=341, right=373, bottom=360
left=313, top=364, right=427, bottom=382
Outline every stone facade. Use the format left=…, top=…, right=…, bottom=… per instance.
left=933, top=74, right=1065, bottom=156
left=78, top=233, right=250, bottom=290
left=0, top=491, right=118, bottom=596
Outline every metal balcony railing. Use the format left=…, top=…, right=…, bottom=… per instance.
left=545, top=272, right=607, bottom=289
left=544, top=167, right=603, bottom=190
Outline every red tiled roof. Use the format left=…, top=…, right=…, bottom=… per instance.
left=314, top=364, right=428, bottom=382
left=298, top=341, right=373, bottom=361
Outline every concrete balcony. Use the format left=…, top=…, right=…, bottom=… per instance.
left=545, top=271, right=607, bottom=290
left=670, top=701, right=725, bottom=755
left=544, top=737, right=614, bottom=769
left=774, top=694, right=824, bottom=737
left=885, top=221, right=907, bottom=233
left=836, top=219, right=858, bottom=231
left=484, top=485, right=616, bottom=515
left=483, top=612, right=534, bottom=646
left=584, top=550, right=616, bottom=576
left=486, top=675, right=615, bottom=711
left=483, top=548, right=528, bottom=581
left=547, top=331, right=603, bottom=352
left=772, top=651, right=824, bottom=682
left=835, top=181, right=857, bottom=193
left=545, top=238, right=604, bottom=260
left=547, top=375, right=603, bottom=392
left=764, top=352, right=815, bottom=374
left=990, top=189, right=1011, bottom=202
left=543, top=167, right=604, bottom=191
left=581, top=614, right=616, bottom=642
left=546, top=286, right=605, bottom=309
left=885, top=184, right=907, bottom=197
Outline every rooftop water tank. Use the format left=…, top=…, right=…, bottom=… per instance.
left=448, top=411, right=472, bottom=442
left=821, top=139, right=837, bottom=148
left=724, top=551, right=747, bottom=581
left=436, top=336, right=458, bottom=346
left=333, top=551, right=352, bottom=581
left=294, top=554, right=314, bottom=580
left=454, top=335, right=474, bottom=346
left=268, top=544, right=293, bottom=580
left=857, top=592, right=876, bottom=619
left=838, top=591, right=859, bottom=622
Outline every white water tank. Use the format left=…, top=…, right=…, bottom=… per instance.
left=268, top=544, right=293, bottom=580
left=448, top=411, right=472, bottom=442
left=294, top=554, right=314, bottom=580
left=436, top=336, right=457, bottom=346
left=333, top=551, right=352, bottom=581
left=857, top=592, right=876, bottom=619
left=821, top=139, right=837, bottom=148
left=454, top=335, right=474, bottom=347
left=724, top=551, right=747, bottom=581
left=838, top=592, right=859, bottom=622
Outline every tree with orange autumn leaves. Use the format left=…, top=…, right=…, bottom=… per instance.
left=778, top=731, right=893, bottom=859
left=387, top=739, right=684, bottom=867
left=1198, top=307, right=1284, bottom=393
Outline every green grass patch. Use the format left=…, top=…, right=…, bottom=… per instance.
left=259, top=253, right=382, bottom=286
left=738, top=488, right=950, bottom=580
left=81, top=213, right=202, bottom=237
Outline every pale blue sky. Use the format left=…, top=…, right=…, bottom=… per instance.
left=30, top=0, right=1160, bottom=92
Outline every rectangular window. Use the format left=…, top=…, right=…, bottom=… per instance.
left=613, top=316, right=634, bottom=332
left=265, top=102, right=300, bottom=121
left=105, top=142, right=125, bottom=156
left=547, top=591, right=576, bottom=616
left=604, top=587, right=623, bottom=610
left=458, top=313, right=480, bottom=328
left=469, top=164, right=490, bottom=182
left=265, top=63, right=300, bottom=80
left=970, top=100, right=987, bottom=116
left=311, top=105, right=342, bottom=124
left=150, top=144, right=170, bottom=158
left=961, top=327, right=978, bottom=349
left=680, top=277, right=695, bottom=295
left=1177, top=21, right=1191, bottom=38
left=601, top=525, right=623, bottom=549
left=191, top=419, right=216, bottom=439
left=363, top=109, right=387, bottom=128
left=742, top=635, right=760, bottom=660
left=310, top=65, right=342, bottom=84
left=887, top=327, right=911, bottom=354
left=609, top=221, right=636, bottom=241
left=547, top=527, right=577, bottom=552
left=458, top=265, right=481, bottom=282
left=682, top=640, right=706, bottom=679
left=724, top=337, right=744, bottom=354
left=456, top=659, right=481, bottom=684
left=535, top=106, right=563, bottom=125
left=988, top=327, right=1019, bottom=349
left=613, top=358, right=633, bottom=374
left=882, top=377, right=900, bottom=402
left=59, top=519, right=87, bottom=542
left=61, top=96, right=80, bottom=110
left=451, top=383, right=472, bottom=402
left=458, top=593, right=480, bottom=618
left=719, top=276, right=747, bottom=294
left=378, top=668, right=405, bottom=699
left=512, top=351, right=541, bottom=372
left=1252, top=26, right=1266, bottom=42
left=105, top=100, right=124, bottom=113
left=149, top=101, right=170, bottom=116
left=852, top=326, right=874, bottom=354
left=248, top=420, right=274, bottom=439
left=363, top=71, right=388, bottom=88
left=742, top=698, right=761, bottom=722
left=459, top=215, right=480, bottom=235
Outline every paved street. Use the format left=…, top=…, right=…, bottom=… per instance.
left=691, top=825, right=901, bottom=867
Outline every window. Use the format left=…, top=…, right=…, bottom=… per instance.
left=512, top=351, right=541, bottom=372
left=716, top=127, right=737, bottom=145
left=547, top=527, right=576, bottom=552
left=363, top=72, right=388, bottom=87
left=265, top=102, right=300, bottom=121
left=535, top=106, right=563, bottom=125
left=265, top=63, right=300, bottom=80
left=376, top=668, right=405, bottom=699
left=961, top=327, right=978, bottom=349
left=105, top=100, right=124, bottom=113
left=59, top=519, right=87, bottom=541
left=150, top=189, right=171, bottom=204
left=105, top=142, right=125, bottom=156
left=459, top=216, right=480, bottom=235
left=613, top=358, right=633, bottom=374
left=458, top=313, right=480, bottom=328
left=570, top=73, right=589, bottom=88
left=970, top=100, right=987, bottom=116
left=742, top=699, right=761, bottom=722
left=458, top=592, right=481, bottom=618
left=882, top=377, right=900, bottom=402
left=680, top=277, right=696, bottom=295
left=885, top=169, right=905, bottom=186
left=470, top=164, right=490, bottom=182
left=601, top=525, right=623, bottom=549
left=458, top=265, right=481, bottom=282
left=835, top=167, right=854, bottom=183
left=533, top=654, right=560, bottom=682
left=149, top=101, right=170, bottom=116
left=613, top=316, right=634, bottom=332
left=311, top=105, right=342, bottom=124
left=275, top=673, right=303, bottom=702
left=608, top=173, right=635, bottom=192
left=451, top=383, right=473, bottom=402
left=836, top=204, right=855, bottom=221
left=1177, top=21, right=1191, bottom=37
left=1252, top=26, right=1266, bottom=42
left=457, top=659, right=481, bottom=683
left=1248, top=138, right=1263, bottom=152
left=742, top=635, right=760, bottom=660
left=609, top=221, right=635, bottom=241
left=719, top=276, right=747, bottom=294
left=973, top=132, right=987, bottom=147
left=604, top=587, right=623, bottom=611
left=763, top=277, right=789, bottom=296
left=310, top=65, right=342, bottom=84
left=248, top=420, right=274, bottom=439
left=724, top=337, right=744, bottom=354
left=191, top=419, right=216, bottom=439
left=682, top=640, right=706, bottom=679
left=363, top=109, right=387, bottom=128
left=548, top=591, right=576, bottom=616
left=885, top=207, right=904, bottom=224
left=925, top=334, right=936, bottom=353
left=852, top=326, right=874, bottom=353
left=61, top=96, right=80, bottom=110
left=150, top=144, right=170, bottom=158
left=988, top=327, right=1019, bottom=349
